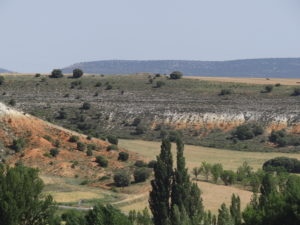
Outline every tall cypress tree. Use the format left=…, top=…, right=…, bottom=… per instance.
left=171, top=138, right=204, bottom=225
left=230, top=194, right=241, bottom=225
left=149, top=139, right=173, bottom=225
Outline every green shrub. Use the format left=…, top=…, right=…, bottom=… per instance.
left=232, top=124, right=264, bottom=140
left=148, top=160, right=157, bottom=168
left=8, top=99, right=16, bottom=106
left=113, top=171, right=131, bottom=187
left=263, top=157, right=300, bottom=173
left=69, top=135, right=79, bottom=143
left=50, top=69, right=63, bottom=78
left=118, top=152, right=129, bottom=161
left=135, top=125, right=147, bottom=135
left=107, top=135, right=118, bottom=145
left=11, top=138, right=26, bottom=152
left=170, top=71, right=183, bottom=79
left=99, top=176, right=110, bottom=181
left=292, top=88, right=300, bottom=96
left=86, top=149, right=93, bottom=156
left=96, top=156, right=108, bottom=167
left=132, top=118, right=141, bottom=126
left=82, top=102, right=91, bottom=110
left=221, top=170, right=236, bottom=185
left=219, top=89, right=232, bottom=95
left=107, top=144, right=118, bottom=151
left=134, top=168, right=151, bottom=183
left=155, top=81, right=165, bottom=88
left=105, top=84, right=113, bottom=90
left=80, top=180, right=89, bottom=185
left=50, top=148, right=59, bottom=157
left=262, top=85, right=273, bottom=93
left=134, top=160, right=147, bottom=167
left=87, top=144, right=97, bottom=151
left=72, top=68, right=84, bottom=78
left=95, top=81, right=102, bottom=87
left=77, top=142, right=86, bottom=151
left=0, top=76, right=5, bottom=85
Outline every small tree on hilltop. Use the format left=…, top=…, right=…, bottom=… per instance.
left=170, top=71, right=183, bottom=79
left=72, top=68, right=84, bottom=78
left=50, top=69, right=63, bottom=78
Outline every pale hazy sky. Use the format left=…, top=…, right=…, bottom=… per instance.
left=1, top=0, right=300, bottom=73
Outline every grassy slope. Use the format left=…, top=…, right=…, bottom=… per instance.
left=1, top=74, right=299, bottom=152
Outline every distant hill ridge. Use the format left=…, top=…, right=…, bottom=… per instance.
left=0, top=67, right=12, bottom=73
left=62, top=58, right=300, bottom=78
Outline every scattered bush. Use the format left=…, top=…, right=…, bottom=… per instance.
left=134, top=168, right=151, bottom=183
left=275, top=83, right=281, bottom=87
left=148, top=160, right=157, bottom=168
left=134, top=160, right=147, bottom=168
left=219, top=89, right=232, bottom=96
left=86, top=149, right=93, bottom=156
left=57, top=110, right=67, bottom=119
left=155, top=81, right=165, bottom=88
left=135, top=124, right=147, bottom=135
left=262, top=85, right=273, bottom=93
left=263, top=157, right=300, bottom=173
left=232, top=124, right=263, bottom=140
left=170, top=71, right=183, bottom=79
left=82, top=102, right=91, bottom=110
left=132, top=118, right=141, bottom=126
left=77, top=142, right=86, bottom=151
left=8, top=99, right=16, bottom=106
left=87, top=144, right=97, bottom=151
left=118, top=152, right=129, bottom=161
left=72, top=68, right=84, bottom=78
left=107, top=135, right=118, bottom=145
left=291, top=88, right=300, bottom=96
left=69, top=135, right=79, bottom=143
left=50, top=69, right=63, bottom=78
left=96, top=156, right=108, bottom=167
left=105, top=84, right=113, bottom=90
left=0, top=76, right=5, bottom=85
left=95, top=81, right=102, bottom=87
left=35, top=73, right=41, bottom=77
left=221, top=170, right=236, bottom=185
left=50, top=148, right=60, bottom=157
left=11, top=138, right=26, bottom=152
left=107, top=144, right=118, bottom=151
left=113, top=171, right=131, bottom=187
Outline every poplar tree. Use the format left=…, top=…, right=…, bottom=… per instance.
left=217, top=203, right=234, bottom=225
left=149, top=139, right=173, bottom=225
left=230, top=194, right=241, bottom=225
left=171, top=138, right=204, bottom=225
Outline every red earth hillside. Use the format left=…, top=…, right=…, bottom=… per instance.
left=0, top=103, right=139, bottom=180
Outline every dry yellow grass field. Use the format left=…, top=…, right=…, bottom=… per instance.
left=185, top=76, right=300, bottom=86
left=119, top=139, right=300, bottom=171
left=119, top=181, right=252, bottom=214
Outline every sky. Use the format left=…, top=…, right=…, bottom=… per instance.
left=0, top=0, right=300, bottom=73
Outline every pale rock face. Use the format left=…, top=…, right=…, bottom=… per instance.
left=150, top=111, right=300, bottom=132
left=0, top=103, right=23, bottom=117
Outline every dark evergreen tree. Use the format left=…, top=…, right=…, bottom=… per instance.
left=217, top=203, right=233, bottom=225
left=85, top=203, right=132, bottom=225
left=230, top=194, right=241, bottom=225
left=149, top=139, right=173, bottom=225
left=0, top=165, right=56, bottom=225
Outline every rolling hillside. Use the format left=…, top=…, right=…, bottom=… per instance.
left=62, top=58, right=300, bottom=78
